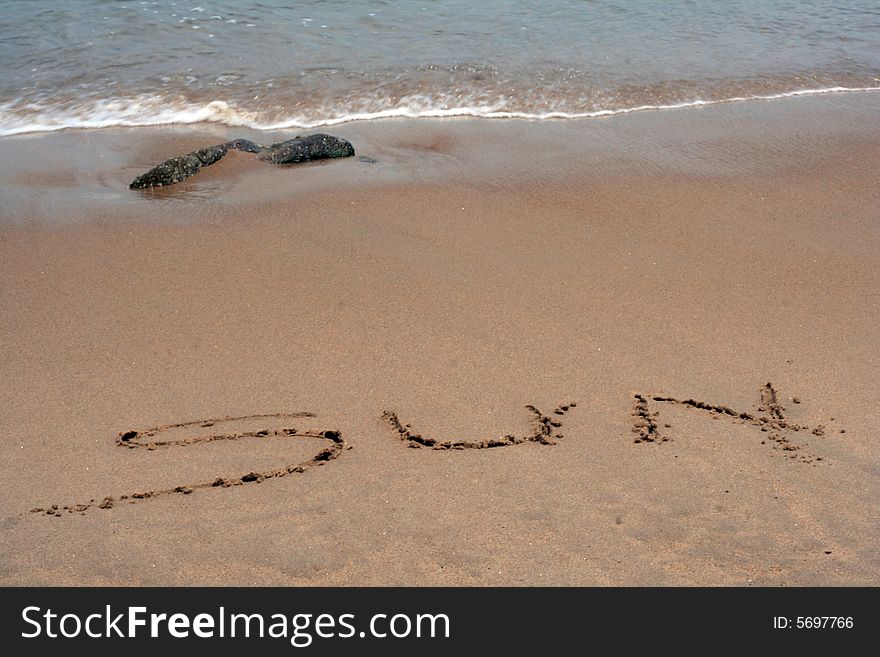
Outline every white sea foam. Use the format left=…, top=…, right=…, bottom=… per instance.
left=254, top=86, right=880, bottom=129
left=1, top=86, right=878, bottom=137
left=0, top=98, right=259, bottom=136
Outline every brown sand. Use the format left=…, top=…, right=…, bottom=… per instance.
left=0, top=92, right=878, bottom=585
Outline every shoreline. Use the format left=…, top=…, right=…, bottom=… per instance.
left=1, top=92, right=878, bottom=585
left=3, top=90, right=879, bottom=226
left=3, top=83, right=879, bottom=138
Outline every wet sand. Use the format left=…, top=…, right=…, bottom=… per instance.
left=0, top=92, right=878, bottom=585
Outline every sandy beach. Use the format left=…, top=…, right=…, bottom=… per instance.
left=0, top=92, right=878, bottom=585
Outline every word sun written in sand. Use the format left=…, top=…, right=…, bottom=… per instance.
left=31, top=384, right=844, bottom=517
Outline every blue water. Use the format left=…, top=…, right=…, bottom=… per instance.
left=0, top=0, right=878, bottom=135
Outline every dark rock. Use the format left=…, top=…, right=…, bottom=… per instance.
left=258, top=133, right=355, bottom=164
left=130, top=153, right=203, bottom=189
left=193, top=143, right=229, bottom=165
left=130, top=134, right=355, bottom=189
left=226, top=138, right=263, bottom=154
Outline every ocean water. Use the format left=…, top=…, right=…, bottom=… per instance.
left=0, top=0, right=878, bottom=135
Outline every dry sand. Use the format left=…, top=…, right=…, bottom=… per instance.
left=0, top=92, right=878, bottom=585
